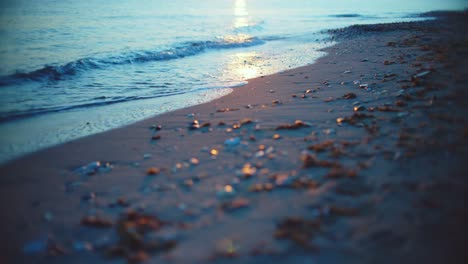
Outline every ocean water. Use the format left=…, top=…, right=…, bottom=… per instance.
left=0, top=0, right=466, bottom=163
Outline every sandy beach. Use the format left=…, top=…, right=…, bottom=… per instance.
left=1, top=11, right=467, bottom=264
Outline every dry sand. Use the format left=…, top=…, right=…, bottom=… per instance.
left=1, top=11, right=467, bottom=264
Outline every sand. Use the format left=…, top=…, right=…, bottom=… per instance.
left=0, top=11, right=467, bottom=264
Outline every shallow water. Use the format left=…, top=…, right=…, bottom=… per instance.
left=0, top=0, right=466, bottom=163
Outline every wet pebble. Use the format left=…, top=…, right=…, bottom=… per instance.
left=217, top=185, right=236, bottom=199
left=224, top=137, right=241, bottom=147
left=147, top=167, right=161, bottom=175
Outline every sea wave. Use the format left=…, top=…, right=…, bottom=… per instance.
left=0, top=35, right=272, bottom=85
left=0, top=83, right=244, bottom=123
left=329, top=14, right=363, bottom=18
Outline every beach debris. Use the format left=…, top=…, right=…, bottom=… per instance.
left=218, top=121, right=226, bottom=126
left=188, top=120, right=210, bottom=130
left=189, top=120, right=200, bottom=130
left=249, top=183, right=274, bottom=192
left=220, top=198, right=250, bottom=212
left=246, top=104, right=254, bottom=109
left=273, top=134, right=282, bottom=140
left=343, top=70, right=352, bottom=74
left=105, top=211, right=176, bottom=262
left=328, top=205, right=360, bottom=216
left=240, top=118, right=253, bottom=125
left=80, top=216, right=113, bottom=228
left=274, top=217, right=321, bottom=250
left=326, top=168, right=358, bottom=179
left=210, top=149, right=219, bottom=156
left=384, top=60, right=395, bottom=65
left=276, top=120, right=311, bottom=130
left=353, top=80, right=361, bottom=85
left=377, top=106, right=399, bottom=112
left=189, top=158, right=199, bottom=165
left=307, top=140, right=334, bottom=152
left=238, top=163, right=257, bottom=178
left=217, top=185, right=236, bottom=199
left=301, top=154, right=341, bottom=169
left=269, top=89, right=275, bottom=93
left=354, top=106, right=366, bottom=112
left=291, top=94, right=297, bottom=98
left=224, top=137, right=241, bottom=147
left=147, top=167, right=161, bottom=175
left=336, top=117, right=346, bottom=125
left=150, top=124, right=162, bottom=130
left=272, top=100, right=282, bottom=105
left=305, top=89, right=312, bottom=94
left=74, top=161, right=112, bottom=176
left=151, top=135, right=161, bottom=140
left=217, top=108, right=240, bottom=113
left=412, top=71, right=431, bottom=79
left=109, top=197, right=130, bottom=208
left=336, top=113, right=374, bottom=125
left=343, top=92, right=357, bottom=99
left=143, top=153, right=152, bottom=159
left=288, top=177, right=319, bottom=190
left=359, top=83, right=369, bottom=89
left=395, top=100, right=407, bottom=107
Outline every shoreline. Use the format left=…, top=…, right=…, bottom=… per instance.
left=1, top=11, right=467, bottom=263
left=0, top=12, right=435, bottom=165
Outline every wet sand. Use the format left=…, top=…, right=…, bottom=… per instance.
left=1, top=11, right=467, bottom=264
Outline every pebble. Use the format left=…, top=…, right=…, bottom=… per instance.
left=224, top=137, right=241, bottom=147
left=217, top=185, right=236, bottom=199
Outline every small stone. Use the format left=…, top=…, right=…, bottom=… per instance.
left=190, top=158, right=199, bottom=165
left=323, top=128, right=336, bottom=135
left=354, top=106, right=366, bottom=112
left=240, top=163, right=257, bottom=178
left=217, top=185, right=236, bottom=198
left=147, top=167, right=161, bottom=175
left=220, top=198, right=250, bottom=212
left=189, top=120, right=200, bottom=130
left=273, top=134, right=281, bottom=140
left=343, top=92, right=357, bottom=99
left=224, top=137, right=241, bottom=147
